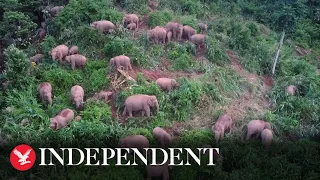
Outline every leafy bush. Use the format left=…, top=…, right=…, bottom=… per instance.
left=119, top=0, right=149, bottom=14
left=80, top=99, right=112, bottom=123
left=0, top=11, right=37, bottom=48
left=52, top=0, right=121, bottom=34
left=3, top=45, right=33, bottom=90
left=205, top=37, right=228, bottom=66
left=147, top=10, right=173, bottom=28
left=85, top=68, right=110, bottom=93
left=104, top=37, right=149, bottom=67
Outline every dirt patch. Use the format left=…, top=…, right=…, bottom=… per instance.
left=294, top=46, right=312, bottom=56
left=226, top=49, right=259, bottom=84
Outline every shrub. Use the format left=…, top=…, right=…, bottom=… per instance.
left=3, top=45, right=33, bottom=90
left=147, top=10, right=173, bottom=28
left=120, top=0, right=149, bottom=14
left=205, top=37, right=228, bottom=66
left=104, top=37, right=149, bottom=67
left=52, top=0, right=121, bottom=34
left=80, top=99, right=112, bottom=123
left=85, top=68, right=110, bottom=93
left=4, top=85, right=47, bottom=124
left=0, top=11, right=37, bottom=48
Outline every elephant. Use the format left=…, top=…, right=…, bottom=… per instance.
left=153, top=127, right=172, bottom=148
left=146, top=161, right=171, bottom=180
left=50, top=44, right=69, bottom=64
left=90, top=20, right=116, bottom=33
left=155, top=78, right=179, bottom=92
left=118, top=135, right=149, bottom=155
left=190, top=34, right=206, bottom=49
left=109, top=55, right=133, bottom=70
left=39, top=28, right=46, bottom=40
left=165, top=22, right=183, bottom=40
left=182, top=25, right=196, bottom=40
left=261, top=129, right=273, bottom=149
left=147, top=27, right=166, bottom=44
left=212, top=114, right=232, bottom=143
left=122, top=14, right=139, bottom=29
left=246, top=120, right=271, bottom=140
left=94, top=91, right=113, bottom=103
left=50, top=108, right=74, bottom=130
left=198, top=23, right=207, bottom=34
left=75, top=115, right=82, bottom=121
left=69, top=46, right=79, bottom=55
left=127, top=23, right=137, bottom=31
left=148, top=0, right=159, bottom=10
left=71, top=85, right=85, bottom=111
left=287, top=85, right=296, bottom=96
left=39, top=82, right=53, bottom=106
left=65, top=54, right=87, bottom=70
left=122, top=94, right=159, bottom=118
left=30, top=54, right=44, bottom=65
left=50, top=6, right=64, bottom=17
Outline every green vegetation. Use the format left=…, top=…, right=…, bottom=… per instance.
left=0, top=0, right=320, bottom=179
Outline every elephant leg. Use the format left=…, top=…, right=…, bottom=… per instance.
left=128, top=64, right=133, bottom=70
left=229, top=124, right=232, bottom=134
left=255, top=132, right=260, bottom=139
left=144, top=106, right=151, bottom=117
left=58, top=51, right=63, bottom=64
left=122, top=107, right=127, bottom=116
left=246, top=132, right=252, bottom=141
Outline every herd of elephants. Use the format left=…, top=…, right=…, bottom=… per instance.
left=22, top=1, right=299, bottom=179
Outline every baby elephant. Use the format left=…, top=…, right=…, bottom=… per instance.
left=153, top=127, right=172, bottom=148
left=50, top=108, right=74, bottom=130
left=30, top=54, right=44, bottom=65
left=261, top=129, right=273, bottom=149
left=118, top=135, right=149, bottom=154
left=246, top=120, right=271, bottom=140
left=95, top=91, right=113, bottom=103
left=147, top=161, right=171, bottom=180
left=286, top=85, right=297, bottom=96
left=198, top=23, right=208, bottom=34
left=50, top=6, right=64, bottom=17
left=69, top=46, right=79, bottom=55
left=155, top=78, right=179, bottom=92
left=71, top=85, right=85, bottom=111
left=109, top=55, right=133, bottom=70
left=50, top=44, right=69, bottom=63
left=127, top=23, right=137, bottom=31
left=212, top=114, right=232, bottom=143
left=122, top=94, right=159, bottom=118
left=65, top=54, right=87, bottom=70
left=39, top=82, right=53, bottom=106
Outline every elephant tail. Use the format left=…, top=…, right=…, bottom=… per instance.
left=122, top=106, right=127, bottom=116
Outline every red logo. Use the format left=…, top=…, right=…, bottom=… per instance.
left=10, top=144, right=36, bottom=171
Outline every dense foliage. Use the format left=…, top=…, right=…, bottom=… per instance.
left=0, top=0, right=319, bottom=179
